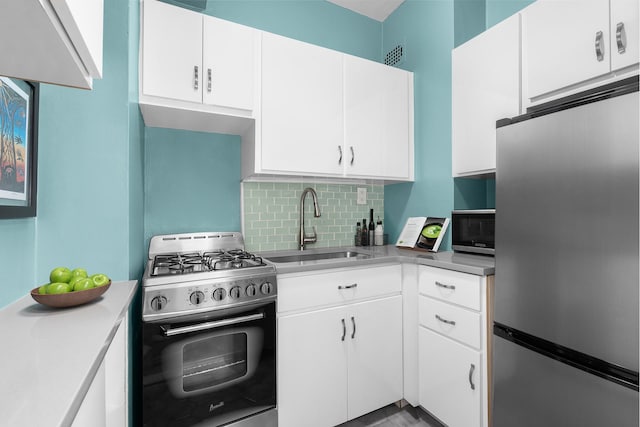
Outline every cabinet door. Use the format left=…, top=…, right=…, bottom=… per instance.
left=202, top=16, right=256, bottom=111
left=344, top=55, right=411, bottom=179
left=523, top=0, right=610, bottom=99
left=452, top=14, right=520, bottom=177
left=348, top=295, right=403, bottom=420
left=610, top=0, right=639, bottom=71
left=141, top=0, right=203, bottom=103
left=278, top=307, right=348, bottom=427
left=419, top=327, right=481, bottom=427
left=261, top=32, right=343, bottom=176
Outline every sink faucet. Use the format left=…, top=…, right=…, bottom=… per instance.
left=299, top=187, right=321, bottom=250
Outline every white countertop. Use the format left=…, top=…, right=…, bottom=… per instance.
left=0, top=280, right=138, bottom=427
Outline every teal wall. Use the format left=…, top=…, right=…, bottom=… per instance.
left=486, top=0, right=534, bottom=28
left=382, top=0, right=455, bottom=248
left=0, top=0, right=144, bottom=309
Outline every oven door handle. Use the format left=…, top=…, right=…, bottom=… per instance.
left=161, top=313, right=265, bottom=337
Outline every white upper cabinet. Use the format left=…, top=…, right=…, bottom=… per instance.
left=140, top=0, right=259, bottom=134
left=0, top=0, right=103, bottom=89
left=141, top=0, right=203, bottom=103
left=259, top=32, right=344, bottom=176
left=523, top=0, right=639, bottom=104
left=610, top=0, right=639, bottom=71
left=344, top=55, right=414, bottom=181
left=452, top=13, right=520, bottom=177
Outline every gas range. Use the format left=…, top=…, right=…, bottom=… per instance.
left=141, top=232, right=276, bottom=321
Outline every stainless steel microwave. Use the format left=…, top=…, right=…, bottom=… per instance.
left=451, top=209, right=495, bottom=256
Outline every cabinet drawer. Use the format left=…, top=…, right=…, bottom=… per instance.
left=278, top=264, right=401, bottom=313
left=419, top=266, right=481, bottom=310
left=419, top=296, right=481, bottom=350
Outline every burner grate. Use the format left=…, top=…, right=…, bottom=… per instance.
left=151, top=250, right=266, bottom=276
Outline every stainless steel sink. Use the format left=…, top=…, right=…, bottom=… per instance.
left=264, top=250, right=370, bottom=264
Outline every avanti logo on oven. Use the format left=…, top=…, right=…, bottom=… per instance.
left=209, top=401, right=225, bottom=412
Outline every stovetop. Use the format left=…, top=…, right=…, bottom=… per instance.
left=151, top=249, right=267, bottom=277
left=141, top=232, right=276, bottom=321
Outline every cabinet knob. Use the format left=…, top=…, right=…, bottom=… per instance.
left=616, top=22, right=627, bottom=54
left=194, top=65, right=199, bottom=90
left=207, top=68, right=212, bottom=92
left=338, top=145, right=343, bottom=165
left=594, top=31, right=605, bottom=62
left=435, top=314, right=456, bottom=326
left=341, top=318, right=346, bottom=341
left=350, top=146, right=355, bottom=165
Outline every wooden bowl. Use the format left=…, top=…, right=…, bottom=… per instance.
left=31, top=281, right=111, bottom=308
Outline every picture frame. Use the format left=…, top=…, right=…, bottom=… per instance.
left=0, top=76, right=38, bottom=219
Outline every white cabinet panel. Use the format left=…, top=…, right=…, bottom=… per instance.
left=277, top=264, right=401, bottom=313
left=452, top=14, right=520, bottom=177
left=610, top=0, right=640, bottom=71
left=0, top=0, right=103, bottom=89
left=260, top=32, right=344, bottom=176
left=348, top=295, right=403, bottom=420
left=419, top=266, right=482, bottom=311
left=419, top=327, right=481, bottom=427
left=344, top=55, right=412, bottom=180
left=278, top=307, right=348, bottom=427
left=419, top=296, right=481, bottom=349
left=141, top=0, right=203, bottom=103
left=524, top=0, right=611, bottom=99
left=202, top=15, right=256, bottom=110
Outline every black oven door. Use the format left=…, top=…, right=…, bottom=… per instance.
left=142, top=299, right=276, bottom=427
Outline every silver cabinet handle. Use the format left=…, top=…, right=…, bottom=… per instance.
left=616, top=22, right=627, bottom=54
left=595, top=31, right=605, bottom=62
left=469, top=364, right=476, bottom=390
left=350, top=146, right=355, bottom=165
left=435, top=281, right=455, bottom=290
left=435, top=314, right=456, bottom=326
left=338, top=146, right=343, bottom=165
left=194, top=65, right=199, bottom=90
left=338, top=283, right=358, bottom=290
left=341, top=318, right=346, bottom=341
left=351, top=316, right=356, bottom=339
left=207, top=68, right=212, bottom=92
left=161, top=313, right=264, bottom=337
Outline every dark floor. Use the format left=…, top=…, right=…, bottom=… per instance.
left=339, top=404, right=444, bottom=427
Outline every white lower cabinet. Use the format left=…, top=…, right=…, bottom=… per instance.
left=277, top=265, right=403, bottom=427
left=417, top=266, right=492, bottom=427
left=419, top=327, right=481, bottom=427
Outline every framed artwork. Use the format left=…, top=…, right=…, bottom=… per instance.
left=0, top=76, right=38, bottom=219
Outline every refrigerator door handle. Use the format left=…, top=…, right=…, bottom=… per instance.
left=469, top=363, right=476, bottom=390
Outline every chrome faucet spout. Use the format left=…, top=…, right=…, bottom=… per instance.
left=299, top=187, right=321, bottom=250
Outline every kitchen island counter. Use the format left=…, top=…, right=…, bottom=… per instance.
left=0, top=280, right=138, bottom=427
left=260, top=246, right=494, bottom=276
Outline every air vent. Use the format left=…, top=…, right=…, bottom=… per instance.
left=384, top=44, right=405, bottom=67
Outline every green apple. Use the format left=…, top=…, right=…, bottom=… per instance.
left=70, top=268, right=88, bottom=280
left=38, top=284, right=49, bottom=295
left=69, top=275, right=86, bottom=288
left=90, top=273, right=110, bottom=287
left=73, top=278, right=94, bottom=292
left=47, top=282, right=71, bottom=294
left=49, top=267, right=72, bottom=284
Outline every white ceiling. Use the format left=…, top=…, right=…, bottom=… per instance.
left=326, top=0, right=405, bottom=22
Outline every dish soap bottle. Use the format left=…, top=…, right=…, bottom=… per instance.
left=375, top=217, right=384, bottom=246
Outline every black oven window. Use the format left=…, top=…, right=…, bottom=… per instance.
left=182, top=332, right=248, bottom=392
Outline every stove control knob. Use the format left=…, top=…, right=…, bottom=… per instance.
left=189, top=291, right=205, bottom=305
left=150, top=296, right=167, bottom=311
left=212, top=288, right=227, bottom=301
left=245, top=284, right=257, bottom=297
left=260, top=282, right=273, bottom=295
left=229, top=286, right=242, bottom=299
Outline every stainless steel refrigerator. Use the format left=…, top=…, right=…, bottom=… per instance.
left=493, top=76, right=639, bottom=426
